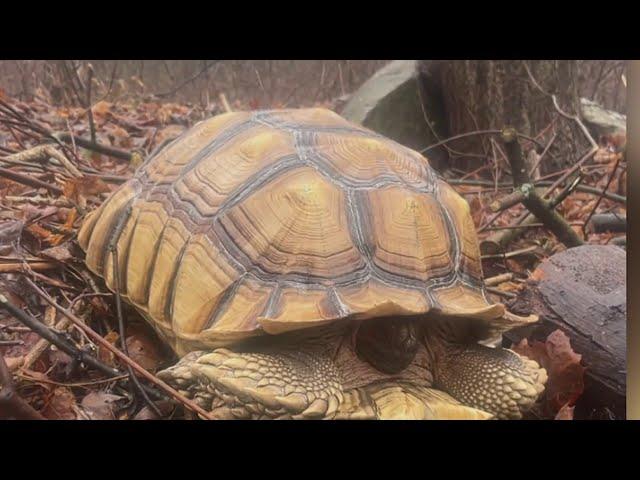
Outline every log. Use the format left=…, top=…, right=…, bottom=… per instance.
left=505, top=245, right=626, bottom=419
left=590, top=213, right=626, bottom=233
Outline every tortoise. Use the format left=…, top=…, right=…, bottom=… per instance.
left=78, top=108, right=547, bottom=420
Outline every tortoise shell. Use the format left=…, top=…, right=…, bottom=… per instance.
left=78, top=108, right=508, bottom=354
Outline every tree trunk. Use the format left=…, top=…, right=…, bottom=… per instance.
left=428, top=60, right=586, bottom=174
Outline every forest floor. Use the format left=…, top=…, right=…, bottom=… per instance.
left=0, top=92, right=627, bottom=420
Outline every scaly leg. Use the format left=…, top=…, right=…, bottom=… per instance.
left=158, top=347, right=344, bottom=419
left=434, top=344, right=547, bottom=420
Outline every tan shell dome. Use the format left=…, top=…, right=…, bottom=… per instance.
left=78, top=108, right=515, bottom=355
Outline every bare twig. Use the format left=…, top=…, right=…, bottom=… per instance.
left=582, top=153, right=624, bottom=236
left=481, top=245, right=538, bottom=260
left=484, top=272, right=514, bottom=286
left=0, top=292, right=120, bottom=378
left=219, top=93, right=232, bottom=113
left=0, top=261, right=58, bottom=274
left=500, top=128, right=583, bottom=248
left=51, top=132, right=133, bottom=161
left=111, top=245, right=163, bottom=417
left=85, top=64, right=97, bottom=144
left=529, top=132, right=557, bottom=177
left=483, top=221, right=584, bottom=232
left=0, top=166, right=63, bottom=194
left=154, top=61, right=219, bottom=98
left=450, top=178, right=625, bottom=204
left=421, top=129, right=545, bottom=154
left=1, top=349, right=46, bottom=420
left=485, top=287, right=517, bottom=299
left=20, top=280, right=216, bottom=420
left=22, top=316, right=71, bottom=370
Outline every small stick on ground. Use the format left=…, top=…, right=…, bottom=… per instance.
left=0, top=166, right=64, bottom=195
left=484, top=272, right=514, bottom=287
left=582, top=153, right=624, bottom=236
left=0, top=292, right=121, bottom=378
left=485, top=287, right=517, bottom=299
left=481, top=245, right=538, bottom=260
left=1, top=352, right=46, bottom=420
left=110, top=245, right=163, bottom=418
left=449, top=179, right=625, bottom=205
left=0, top=261, right=59, bottom=274
left=528, top=132, right=557, bottom=177
left=52, top=132, right=133, bottom=161
left=22, top=317, right=71, bottom=370
left=219, top=93, right=233, bottom=113
left=19, top=279, right=216, bottom=420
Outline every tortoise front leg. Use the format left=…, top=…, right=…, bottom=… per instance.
left=434, top=344, right=547, bottom=419
left=158, top=347, right=345, bottom=419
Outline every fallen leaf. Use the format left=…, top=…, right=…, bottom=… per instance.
left=4, top=356, right=24, bottom=372
left=63, top=176, right=111, bottom=203
left=41, top=245, right=73, bottom=262
left=41, top=387, right=77, bottom=420
left=91, top=101, right=112, bottom=117
left=97, top=331, right=120, bottom=367
left=80, top=392, right=123, bottom=420
left=554, top=403, right=575, bottom=420
left=20, top=205, right=58, bottom=223
left=133, top=400, right=175, bottom=420
left=25, top=223, right=64, bottom=246
left=513, top=329, right=585, bottom=416
left=0, top=220, right=24, bottom=246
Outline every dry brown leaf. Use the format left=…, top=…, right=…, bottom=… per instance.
left=133, top=400, right=175, bottom=420
left=513, top=329, right=585, bottom=416
left=25, top=224, right=64, bottom=246
left=63, top=175, right=111, bottom=206
left=0, top=220, right=24, bottom=247
left=91, top=101, right=112, bottom=117
left=505, top=258, right=527, bottom=274
left=41, top=245, right=73, bottom=262
left=4, top=356, right=24, bottom=372
left=80, top=391, right=123, bottom=420
left=41, top=387, right=77, bottom=420
left=61, top=208, right=78, bottom=232
left=97, top=331, right=120, bottom=367
left=554, top=403, right=575, bottom=420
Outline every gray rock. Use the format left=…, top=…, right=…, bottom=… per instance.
left=580, top=98, right=626, bottom=139
left=340, top=60, right=448, bottom=169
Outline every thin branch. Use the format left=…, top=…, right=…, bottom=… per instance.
left=0, top=292, right=120, bottom=378
left=449, top=178, right=625, bottom=204
left=582, top=153, right=624, bottom=235
left=523, top=61, right=598, bottom=151
left=51, top=132, right=133, bottom=161
left=529, top=132, right=557, bottom=177
left=154, top=61, right=219, bottom=98
left=421, top=129, right=545, bottom=154
left=111, top=245, right=163, bottom=417
left=0, top=353, right=46, bottom=420
left=0, top=166, right=64, bottom=194
left=500, top=128, right=583, bottom=248
left=21, top=279, right=216, bottom=420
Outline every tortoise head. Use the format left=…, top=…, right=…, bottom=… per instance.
left=354, top=316, right=420, bottom=374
